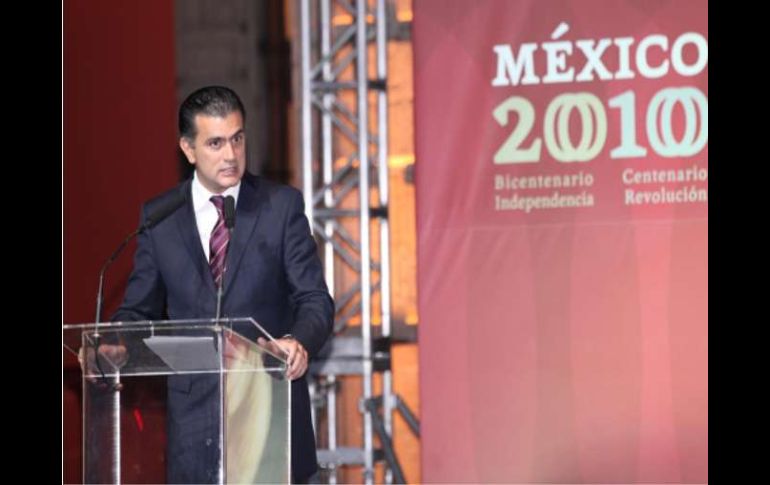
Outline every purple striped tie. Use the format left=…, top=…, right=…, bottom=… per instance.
left=209, top=195, right=230, bottom=286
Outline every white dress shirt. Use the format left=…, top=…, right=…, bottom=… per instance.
left=190, top=172, right=240, bottom=261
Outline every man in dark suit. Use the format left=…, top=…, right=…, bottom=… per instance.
left=112, top=85, right=333, bottom=483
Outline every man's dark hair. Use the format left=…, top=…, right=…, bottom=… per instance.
left=179, top=86, right=246, bottom=140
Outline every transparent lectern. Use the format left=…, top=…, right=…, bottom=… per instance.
left=63, top=318, right=290, bottom=484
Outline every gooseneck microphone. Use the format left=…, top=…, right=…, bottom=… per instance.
left=95, top=190, right=187, bottom=325
left=223, top=195, right=235, bottom=232
left=89, top=189, right=186, bottom=391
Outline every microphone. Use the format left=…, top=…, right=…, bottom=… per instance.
left=142, top=192, right=188, bottom=232
left=214, top=194, right=235, bottom=485
left=215, top=195, right=236, bottom=323
left=89, top=189, right=186, bottom=390
left=223, top=195, right=235, bottom=230
left=95, top=190, right=187, bottom=324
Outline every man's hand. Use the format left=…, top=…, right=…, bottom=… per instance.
left=77, top=343, right=128, bottom=389
left=257, top=336, right=308, bottom=380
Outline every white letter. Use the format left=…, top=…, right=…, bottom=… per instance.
left=636, top=34, right=669, bottom=78
left=613, top=37, right=635, bottom=79
left=575, top=38, right=613, bottom=81
left=542, top=23, right=574, bottom=84
left=672, top=32, right=708, bottom=76
left=492, top=44, right=541, bottom=86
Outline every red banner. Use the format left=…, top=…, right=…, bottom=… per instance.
left=414, top=1, right=707, bottom=482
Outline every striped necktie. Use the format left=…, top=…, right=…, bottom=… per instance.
left=209, top=195, right=230, bottom=286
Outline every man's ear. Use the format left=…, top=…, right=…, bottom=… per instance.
left=179, top=137, right=196, bottom=165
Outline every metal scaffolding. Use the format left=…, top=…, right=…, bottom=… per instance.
left=298, top=0, right=401, bottom=482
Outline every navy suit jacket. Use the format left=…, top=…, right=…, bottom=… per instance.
left=113, top=172, right=334, bottom=482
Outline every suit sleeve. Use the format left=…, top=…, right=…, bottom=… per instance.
left=111, top=205, right=167, bottom=323
left=282, top=190, right=334, bottom=357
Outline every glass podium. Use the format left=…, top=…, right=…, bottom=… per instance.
left=63, top=318, right=290, bottom=484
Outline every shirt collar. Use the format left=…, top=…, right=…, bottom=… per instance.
left=191, top=171, right=241, bottom=212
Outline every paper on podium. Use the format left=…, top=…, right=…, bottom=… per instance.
left=143, top=336, right=220, bottom=372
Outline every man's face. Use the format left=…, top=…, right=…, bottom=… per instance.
left=180, top=111, right=246, bottom=194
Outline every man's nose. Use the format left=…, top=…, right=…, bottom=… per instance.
left=222, top=139, right=236, bottom=160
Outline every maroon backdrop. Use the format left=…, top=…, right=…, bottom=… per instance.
left=414, top=0, right=707, bottom=483
left=63, top=1, right=177, bottom=482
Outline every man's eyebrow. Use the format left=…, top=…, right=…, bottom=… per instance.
left=204, top=129, right=244, bottom=144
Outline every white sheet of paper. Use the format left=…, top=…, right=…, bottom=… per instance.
left=143, top=336, right=220, bottom=372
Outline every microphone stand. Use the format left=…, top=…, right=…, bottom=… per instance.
left=93, top=228, right=141, bottom=387
left=214, top=195, right=234, bottom=485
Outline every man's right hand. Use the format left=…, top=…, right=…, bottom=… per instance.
left=77, top=343, right=128, bottom=390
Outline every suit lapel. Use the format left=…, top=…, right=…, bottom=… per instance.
left=222, top=174, right=265, bottom=298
